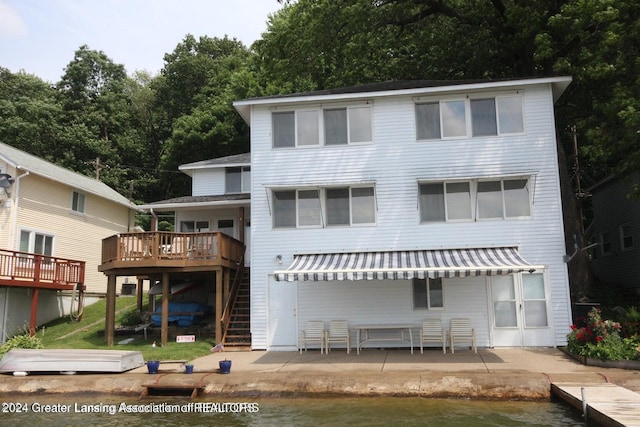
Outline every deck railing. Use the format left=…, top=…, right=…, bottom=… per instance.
left=0, top=249, right=85, bottom=288
left=100, top=231, right=245, bottom=268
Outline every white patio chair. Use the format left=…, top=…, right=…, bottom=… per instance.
left=449, top=318, right=477, bottom=353
left=420, top=318, right=446, bottom=354
left=326, top=320, right=351, bottom=354
left=299, top=320, right=326, bottom=354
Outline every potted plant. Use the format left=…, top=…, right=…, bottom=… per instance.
left=183, top=361, right=194, bottom=374
left=146, top=360, right=160, bottom=374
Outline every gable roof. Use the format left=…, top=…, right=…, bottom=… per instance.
left=179, top=153, right=250, bottom=177
left=233, top=76, right=572, bottom=123
left=0, top=142, right=139, bottom=210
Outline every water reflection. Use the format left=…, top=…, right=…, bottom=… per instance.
left=1, top=395, right=585, bottom=427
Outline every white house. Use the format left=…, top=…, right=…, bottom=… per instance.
left=232, top=77, right=573, bottom=351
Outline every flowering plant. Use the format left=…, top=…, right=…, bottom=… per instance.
left=567, top=307, right=639, bottom=361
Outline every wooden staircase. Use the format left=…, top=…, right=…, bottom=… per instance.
left=221, top=268, right=251, bottom=349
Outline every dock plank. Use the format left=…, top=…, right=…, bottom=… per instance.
left=552, top=382, right=640, bottom=427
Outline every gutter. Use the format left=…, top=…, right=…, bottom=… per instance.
left=8, top=169, right=29, bottom=250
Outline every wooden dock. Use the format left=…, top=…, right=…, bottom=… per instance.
left=551, top=382, right=640, bottom=426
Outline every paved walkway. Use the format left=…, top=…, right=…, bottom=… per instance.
left=2, top=348, right=640, bottom=400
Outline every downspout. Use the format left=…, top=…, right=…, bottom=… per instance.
left=9, top=169, right=30, bottom=250
left=3, top=168, right=28, bottom=342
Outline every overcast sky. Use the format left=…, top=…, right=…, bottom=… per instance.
left=0, top=0, right=283, bottom=83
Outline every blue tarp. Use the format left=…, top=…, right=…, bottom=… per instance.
left=150, top=301, right=212, bottom=327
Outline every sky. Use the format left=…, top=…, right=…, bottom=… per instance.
left=0, top=0, right=284, bottom=83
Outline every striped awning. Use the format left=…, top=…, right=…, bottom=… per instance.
left=274, top=247, right=543, bottom=282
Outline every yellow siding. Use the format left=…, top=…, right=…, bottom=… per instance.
left=10, top=173, right=132, bottom=294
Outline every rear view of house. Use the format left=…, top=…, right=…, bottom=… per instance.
left=234, top=77, right=573, bottom=351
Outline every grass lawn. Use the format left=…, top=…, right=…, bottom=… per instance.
left=36, top=296, right=215, bottom=362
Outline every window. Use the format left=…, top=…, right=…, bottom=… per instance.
left=273, top=186, right=376, bottom=228
left=20, top=230, right=53, bottom=256
left=225, top=167, right=251, bottom=193
left=416, top=94, right=523, bottom=140
left=413, top=278, right=444, bottom=309
left=620, top=224, right=634, bottom=251
left=71, top=190, right=85, bottom=214
left=419, top=181, right=472, bottom=222
left=600, top=232, right=612, bottom=256
left=522, top=273, right=548, bottom=327
left=273, top=105, right=372, bottom=148
left=420, top=178, right=531, bottom=223
left=180, top=221, right=209, bottom=232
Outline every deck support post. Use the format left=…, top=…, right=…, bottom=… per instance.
left=215, top=270, right=223, bottom=344
left=161, top=272, right=170, bottom=347
left=105, top=275, right=117, bottom=346
left=29, top=287, right=39, bottom=336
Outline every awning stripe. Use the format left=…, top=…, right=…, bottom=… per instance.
left=274, top=247, right=543, bottom=282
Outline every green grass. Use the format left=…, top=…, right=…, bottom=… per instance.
left=37, top=296, right=215, bottom=362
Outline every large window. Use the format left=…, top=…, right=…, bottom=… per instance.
left=226, top=166, right=251, bottom=193
left=420, top=178, right=531, bottom=222
left=20, top=230, right=53, bottom=256
left=71, top=190, right=85, bottom=214
left=413, top=278, right=444, bottom=309
left=620, top=223, right=634, bottom=251
left=273, top=105, right=372, bottom=148
left=273, top=186, right=376, bottom=228
left=416, top=94, right=524, bottom=140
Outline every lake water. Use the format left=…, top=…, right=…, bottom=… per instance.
left=0, top=395, right=586, bottom=426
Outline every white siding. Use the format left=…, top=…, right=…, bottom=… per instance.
left=192, top=169, right=225, bottom=196
left=249, top=82, right=571, bottom=349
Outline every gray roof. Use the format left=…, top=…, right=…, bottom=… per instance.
left=180, top=153, right=250, bottom=170
left=0, top=142, right=138, bottom=210
left=139, top=193, right=250, bottom=210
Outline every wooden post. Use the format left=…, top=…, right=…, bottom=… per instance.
left=215, top=270, right=223, bottom=344
left=105, top=275, right=117, bottom=346
left=161, top=272, right=170, bottom=347
left=238, top=207, right=245, bottom=243
left=136, top=277, right=144, bottom=312
left=29, top=288, right=39, bottom=336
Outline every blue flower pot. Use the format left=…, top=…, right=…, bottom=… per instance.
left=147, top=360, right=160, bottom=374
left=219, top=360, right=232, bottom=374
left=185, top=364, right=194, bottom=374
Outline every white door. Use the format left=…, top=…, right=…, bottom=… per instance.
left=489, top=273, right=552, bottom=347
left=267, top=276, right=298, bottom=350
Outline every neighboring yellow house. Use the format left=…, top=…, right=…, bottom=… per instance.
left=0, top=142, right=140, bottom=342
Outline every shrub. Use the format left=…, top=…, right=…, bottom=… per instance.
left=0, top=330, right=44, bottom=357
left=567, top=307, right=640, bottom=361
left=119, top=309, right=143, bottom=327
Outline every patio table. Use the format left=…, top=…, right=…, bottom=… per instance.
left=355, top=324, right=416, bottom=355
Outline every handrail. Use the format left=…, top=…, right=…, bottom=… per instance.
left=0, top=249, right=85, bottom=287
left=220, top=250, right=246, bottom=344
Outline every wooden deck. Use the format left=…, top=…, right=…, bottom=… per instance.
left=0, top=249, right=85, bottom=290
left=98, top=231, right=245, bottom=274
left=552, top=382, right=640, bottom=426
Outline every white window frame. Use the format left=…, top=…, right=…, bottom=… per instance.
left=272, top=185, right=376, bottom=229
left=71, top=190, right=86, bottom=214
left=412, top=278, right=444, bottom=310
left=272, top=104, right=372, bottom=148
left=19, top=228, right=55, bottom=261
left=415, top=92, right=525, bottom=141
left=419, top=177, right=531, bottom=223
left=600, top=232, right=612, bottom=256
left=225, top=166, right=251, bottom=194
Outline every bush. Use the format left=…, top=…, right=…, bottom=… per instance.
left=119, top=309, right=143, bottom=327
left=567, top=307, right=640, bottom=361
left=0, top=331, right=44, bottom=357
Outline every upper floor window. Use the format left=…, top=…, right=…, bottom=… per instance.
left=272, top=105, right=372, bottom=148
left=226, top=167, right=251, bottom=193
left=272, top=185, right=376, bottom=228
left=419, top=177, right=530, bottom=223
left=416, top=94, right=524, bottom=140
left=600, top=232, right=612, bottom=256
left=71, top=190, right=86, bottom=214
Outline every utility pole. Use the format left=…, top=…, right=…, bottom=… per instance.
left=89, top=157, right=107, bottom=180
